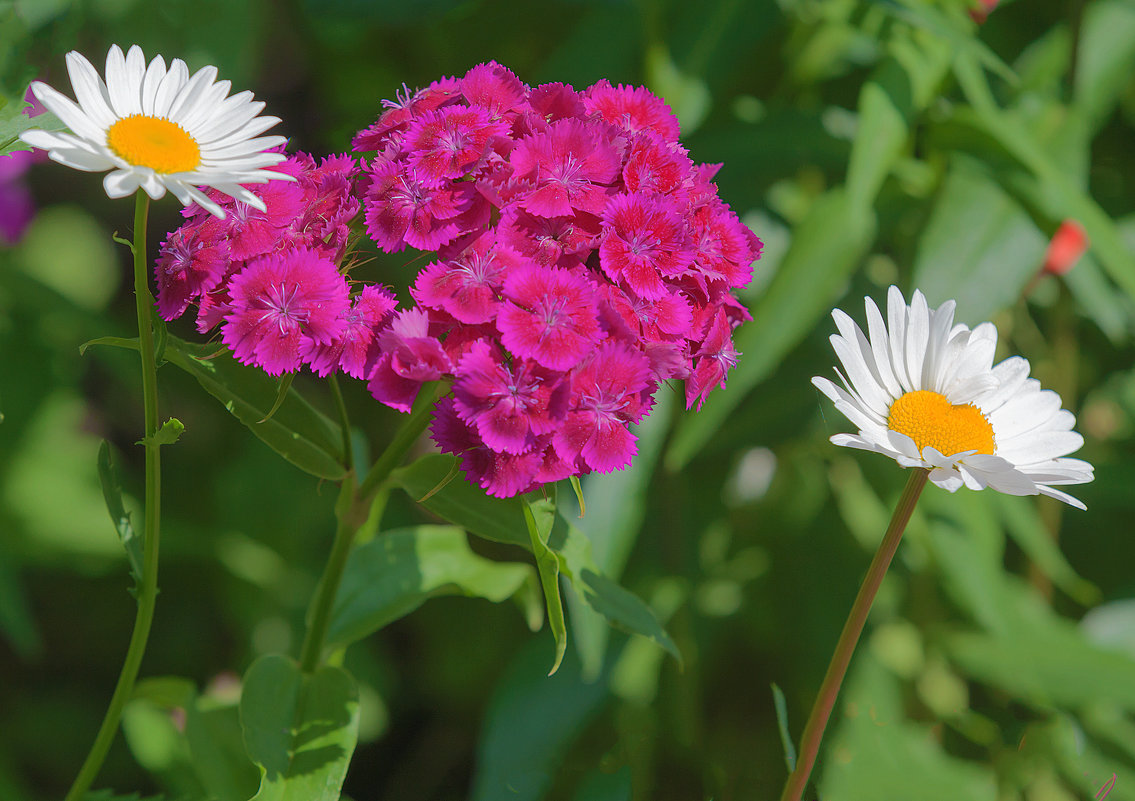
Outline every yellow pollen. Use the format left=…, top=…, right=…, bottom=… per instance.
left=887, top=390, right=995, bottom=456
left=106, top=114, right=200, bottom=174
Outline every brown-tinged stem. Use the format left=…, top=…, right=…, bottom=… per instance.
left=779, top=468, right=929, bottom=801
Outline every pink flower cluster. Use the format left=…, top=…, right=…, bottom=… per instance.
left=154, top=152, right=396, bottom=377
left=157, top=62, right=760, bottom=498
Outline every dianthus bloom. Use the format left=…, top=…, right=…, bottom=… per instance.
left=353, top=63, right=760, bottom=496
left=160, top=62, right=760, bottom=498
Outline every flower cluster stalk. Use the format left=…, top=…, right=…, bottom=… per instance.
left=65, top=193, right=163, bottom=801
left=779, top=468, right=929, bottom=801
left=299, top=383, right=443, bottom=673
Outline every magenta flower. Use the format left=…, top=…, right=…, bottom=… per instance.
left=156, top=62, right=760, bottom=498
left=222, top=249, right=350, bottom=376
left=497, top=264, right=603, bottom=371
left=304, top=285, right=398, bottom=378
left=154, top=217, right=230, bottom=319
left=412, top=231, right=519, bottom=323
left=404, top=105, right=510, bottom=187
left=685, top=309, right=740, bottom=411
left=553, top=342, right=654, bottom=474
left=509, top=118, right=621, bottom=218
left=366, top=309, right=453, bottom=412
left=599, top=192, right=693, bottom=299
left=583, top=80, right=681, bottom=142
left=364, top=158, right=480, bottom=252
left=451, top=341, right=568, bottom=454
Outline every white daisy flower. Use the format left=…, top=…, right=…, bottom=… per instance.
left=812, top=286, right=1094, bottom=509
left=19, top=44, right=290, bottom=218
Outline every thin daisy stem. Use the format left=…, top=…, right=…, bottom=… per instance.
left=65, top=192, right=162, bottom=801
left=779, top=468, right=929, bottom=801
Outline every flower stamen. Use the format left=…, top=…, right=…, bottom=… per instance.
left=106, top=114, right=200, bottom=174
left=887, top=390, right=995, bottom=456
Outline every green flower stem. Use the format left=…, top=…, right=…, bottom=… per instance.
left=328, top=372, right=353, bottom=474
left=357, top=381, right=446, bottom=500
left=65, top=192, right=162, bottom=801
left=299, top=383, right=442, bottom=673
left=779, top=467, right=929, bottom=801
left=298, top=481, right=379, bottom=673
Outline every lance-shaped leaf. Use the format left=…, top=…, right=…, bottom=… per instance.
left=240, top=654, right=359, bottom=801
left=163, top=338, right=346, bottom=480
left=524, top=498, right=568, bottom=675
left=391, top=455, right=679, bottom=666
left=97, top=440, right=142, bottom=588
left=325, top=525, right=534, bottom=648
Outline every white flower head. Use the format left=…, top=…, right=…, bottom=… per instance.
left=812, top=286, right=1094, bottom=509
left=19, top=44, right=291, bottom=218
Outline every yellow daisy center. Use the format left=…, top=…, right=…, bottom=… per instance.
left=887, top=390, right=995, bottom=456
left=106, top=114, right=200, bottom=174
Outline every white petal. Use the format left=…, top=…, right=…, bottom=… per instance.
left=921, top=298, right=955, bottom=390
left=996, top=430, right=1084, bottom=464
left=103, top=168, right=142, bottom=198
left=167, top=181, right=226, bottom=218
left=140, top=53, right=167, bottom=115
left=46, top=146, right=116, bottom=172
left=864, top=295, right=902, bottom=398
left=904, top=290, right=930, bottom=391
left=830, top=333, right=891, bottom=416
left=887, top=286, right=912, bottom=391
left=1036, top=485, right=1086, bottom=510
left=135, top=170, right=167, bottom=200
left=29, top=81, right=104, bottom=142
left=153, top=59, right=189, bottom=117
left=928, top=467, right=964, bottom=492
left=194, top=95, right=264, bottom=142
left=65, top=51, right=116, bottom=129
left=167, top=65, right=220, bottom=123
left=988, top=387, right=1063, bottom=440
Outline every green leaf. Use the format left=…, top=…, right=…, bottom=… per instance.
left=163, top=337, right=346, bottom=480
left=259, top=372, right=296, bottom=424
left=912, top=156, right=1047, bottom=323
left=80, top=792, right=165, bottom=801
left=139, top=418, right=185, bottom=448
left=941, top=106, right=1135, bottom=304
left=821, top=655, right=997, bottom=800
left=391, top=456, right=679, bottom=666
left=563, top=390, right=673, bottom=678
left=239, top=654, right=359, bottom=801
left=97, top=440, right=142, bottom=587
left=0, top=97, right=65, bottom=156
left=874, top=0, right=1016, bottom=84
left=666, top=187, right=876, bottom=470
left=185, top=698, right=260, bottom=801
left=846, top=31, right=951, bottom=209
left=325, top=525, right=534, bottom=647
left=524, top=498, right=568, bottom=675
left=470, top=640, right=609, bottom=801
left=575, top=569, right=680, bottom=665
left=390, top=454, right=530, bottom=548
left=1073, top=0, right=1135, bottom=133
left=994, top=494, right=1099, bottom=606
left=771, top=683, right=797, bottom=774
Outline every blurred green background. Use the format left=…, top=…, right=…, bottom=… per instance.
left=2, top=0, right=1135, bottom=799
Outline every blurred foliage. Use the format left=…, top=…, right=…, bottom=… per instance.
left=3, top=0, right=1135, bottom=799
